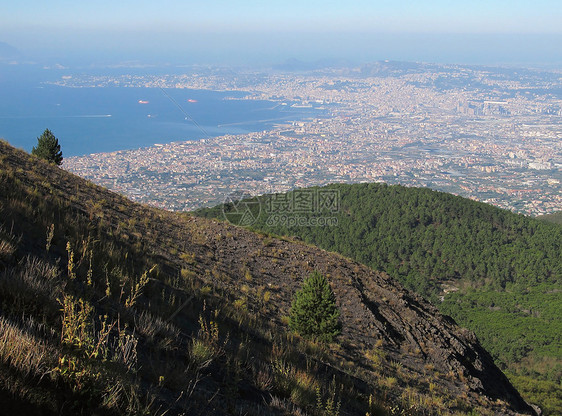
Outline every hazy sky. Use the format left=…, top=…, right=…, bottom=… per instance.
left=1, top=1, right=561, bottom=65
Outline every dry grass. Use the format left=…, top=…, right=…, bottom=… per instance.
left=0, top=255, right=59, bottom=295
left=0, top=316, right=56, bottom=378
left=0, top=255, right=61, bottom=317
left=272, top=358, right=320, bottom=408
left=253, top=362, right=274, bottom=391
left=269, top=395, right=308, bottom=416
left=0, top=239, right=15, bottom=262
left=135, top=311, right=179, bottom=351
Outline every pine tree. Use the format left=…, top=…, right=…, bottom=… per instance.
left=289, top=271, right=341, bottom=342
left=32, top=129, right=63, bottom=165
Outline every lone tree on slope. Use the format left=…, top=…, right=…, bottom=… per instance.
left=32, top=129, right=63, bottom=165
left=289, top=270, right=341, bottom=342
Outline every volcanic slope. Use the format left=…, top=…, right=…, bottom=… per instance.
left=197, top=183, right=561, bottom=414
left=0, top=141, right=535, bottom=415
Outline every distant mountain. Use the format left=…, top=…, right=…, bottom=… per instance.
left=273, top=57, right=353, bottom=71
left=0, top=140, right=536, bottom=415
left=359, top=60, right=443, bottom=77
left=273, top=59, right=445, bottom=76
left=197, top=183, right=562, bottom=414
left=0, top=41, right=21, bottom=61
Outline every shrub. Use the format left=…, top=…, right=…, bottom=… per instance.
left=289, top=271, right=341, bottom=343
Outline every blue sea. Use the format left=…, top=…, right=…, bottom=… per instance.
left=0, top=72, right=325, bottom=157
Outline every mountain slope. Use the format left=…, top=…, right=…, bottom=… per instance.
left=0, top=42, right=21, bottom=61
left=0, top=141, right=535, bottom=415
left=196, top=183, right=562, bottom=414
left=538, top=211, right=562, bottom=225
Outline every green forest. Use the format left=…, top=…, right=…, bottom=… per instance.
left=539, top=211, right=562, bottom=225
left=196, top=183, right=562, bottom=414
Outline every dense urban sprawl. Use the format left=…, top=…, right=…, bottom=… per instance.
left=61, top=62, right=562, bottom=215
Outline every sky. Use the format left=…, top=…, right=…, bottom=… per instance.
left=1, top=1, right=561, bottom=66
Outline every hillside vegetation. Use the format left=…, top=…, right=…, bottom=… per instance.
left=538, top=211, right=562, bottom=225
left=0, top=141, right=538, bottom=415
left=196, top=183, right=562, bottom=414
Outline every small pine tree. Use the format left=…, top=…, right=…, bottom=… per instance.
left=289, top=271, right=341, bottom=342
left=32, top=129, right=63, bottom=165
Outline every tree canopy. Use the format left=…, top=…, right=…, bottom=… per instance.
left=289, top=271, right=341, bottom=342
left=32, top=129, right=63, bottom=165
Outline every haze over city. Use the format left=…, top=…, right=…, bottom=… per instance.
left=1, top=0, right=562, bottom=66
